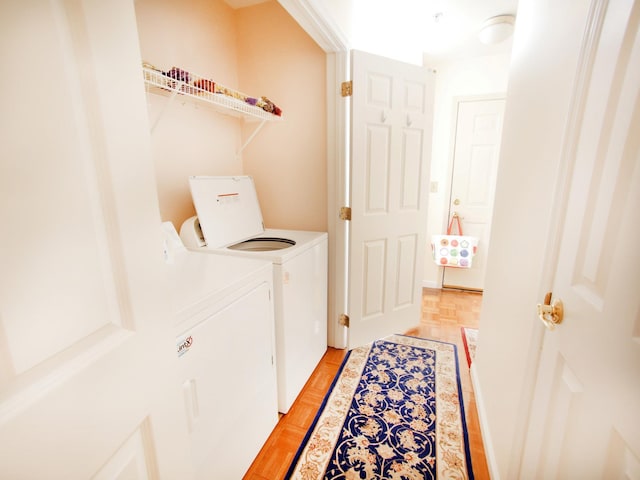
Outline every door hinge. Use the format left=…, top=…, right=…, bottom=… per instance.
left=341, top=80, right=352, bottom=97
left=339, top=206, right=351, bottom=221
left=339, top=314, right=350, bottom=328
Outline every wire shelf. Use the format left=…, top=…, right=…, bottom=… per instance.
left=142, top=66, right=282, bottom=122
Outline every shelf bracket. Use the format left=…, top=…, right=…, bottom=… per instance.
left=150, top=86, right=180, bottom=134
left=237, top=119, right=267, bottom=157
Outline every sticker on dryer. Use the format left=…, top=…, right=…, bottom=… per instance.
left=216, top=192, right=240, bottom=206
left=176, top=335, right=193, bottom=357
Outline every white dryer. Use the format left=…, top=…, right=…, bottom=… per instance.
left=180, top=175, right=328, bottom=413
left=163, top=222, right=277, bottom=479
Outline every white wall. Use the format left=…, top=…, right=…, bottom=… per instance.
left=473, top=0, right=594, bottom=476
left=422, top=54, right=511, bottom=288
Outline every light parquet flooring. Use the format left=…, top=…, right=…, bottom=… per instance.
left=244, top=288, right=489, bottom=479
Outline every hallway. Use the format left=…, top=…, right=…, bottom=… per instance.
left=245, top=288, right=488, bottom=479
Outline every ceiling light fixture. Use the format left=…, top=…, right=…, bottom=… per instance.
left=478, top=14, right=515, bottom=45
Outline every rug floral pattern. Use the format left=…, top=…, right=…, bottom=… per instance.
left=286, top=335, right=472, bottom=479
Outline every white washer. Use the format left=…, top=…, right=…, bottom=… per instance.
left=180, top=175, right=328, bottom=413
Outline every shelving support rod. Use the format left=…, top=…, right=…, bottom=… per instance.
left=150, top=87, right=180, bottom=134
left=237, top=119, right=267, bottom=157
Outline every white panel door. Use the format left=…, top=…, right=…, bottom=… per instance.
left=348, top=50, right=435, bottom=348
left=0, top=1, right=190, bottom=478
left=443, top=98, right=505, bottom=291
left=520, top=0, right=640, bottom=476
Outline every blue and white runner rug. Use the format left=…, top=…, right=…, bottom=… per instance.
left=286, top=334, right=473, bottom=479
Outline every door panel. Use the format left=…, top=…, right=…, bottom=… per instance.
left=349, top=50, right=435, bottom=348
left=362, top=240, right=386, bottom=318
left=0, top=0, right=122, bottom=377
left=521, top=0, right=640, bottom=476
left=365, top=125, right=391, bottom=212
left=395, top=234, right=418, bottom=307
left=443, top=98, right=504, bottom=291
left=0, top=1, right=190, bottom=478
left=92, top=424, right=156, bottom=480
left=401, top=130, right=424, bottom=208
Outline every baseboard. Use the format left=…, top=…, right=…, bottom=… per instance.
left=422, top=280, right=440, bottom=289
left=470, top=363, right=501, bottom=480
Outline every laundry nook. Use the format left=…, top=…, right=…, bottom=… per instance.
left=162, top=175, right=327, bottom=477
left=132, top=0, right=330, bottom=474
left=180, top=176, right=328, bottom=414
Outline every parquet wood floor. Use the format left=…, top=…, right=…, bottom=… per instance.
left=244, top=288, right=489, bottom=479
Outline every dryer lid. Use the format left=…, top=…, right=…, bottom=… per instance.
left=188, top=176, right=265, bottom=248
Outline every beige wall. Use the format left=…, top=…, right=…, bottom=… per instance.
left=237, top=2, right=327, bottom=231
left=134, top=0, right=326, bottom=233
left=135, top=0, right=242, bottom=229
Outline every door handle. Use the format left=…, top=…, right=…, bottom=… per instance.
left=537, top=292, right=563, bottom=330
left=182, top=379, right=199, bottom=433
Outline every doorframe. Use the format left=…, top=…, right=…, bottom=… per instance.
left=277, top=0, right=350, bottom=348
left=440, top=93, right=506, bottom=290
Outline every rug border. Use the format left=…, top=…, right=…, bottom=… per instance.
left=284, top=347, right=354, bottom=479
left=285, top=334, right=475, bottom=480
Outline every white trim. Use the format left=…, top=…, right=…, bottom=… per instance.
left=325, top=50, right=349, bottom=349
left=277, top=0, right=348, bottom=53
left=422, top=280, right=440, bottom=289
left=471, top=362, right=501, bottom=480
left=277, top=0, right=349, bottom=348
left=0, top=325, right=131, bottom=424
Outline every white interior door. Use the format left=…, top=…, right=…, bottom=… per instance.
left=348, top=50, right=435, bottom=348
left=0, top=1, right=190, bottom=478
left=520, top=0, right=640, bottom=476
left=443, top=98, right=504, bottom=291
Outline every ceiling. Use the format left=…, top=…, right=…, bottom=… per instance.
left=223, top=0, right=519, bottom=62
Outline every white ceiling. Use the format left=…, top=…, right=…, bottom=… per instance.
left=223, top=0, right=519, bottom=62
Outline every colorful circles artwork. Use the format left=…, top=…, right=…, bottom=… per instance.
left=431, top=235, right=478, bottom=269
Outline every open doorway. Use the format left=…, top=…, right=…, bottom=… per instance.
left=442, top=96, right=505, bottom=291
left=276, top=0, right=515, bottom=348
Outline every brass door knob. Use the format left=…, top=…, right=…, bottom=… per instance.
left=537, top=293, right=563, bottom=330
